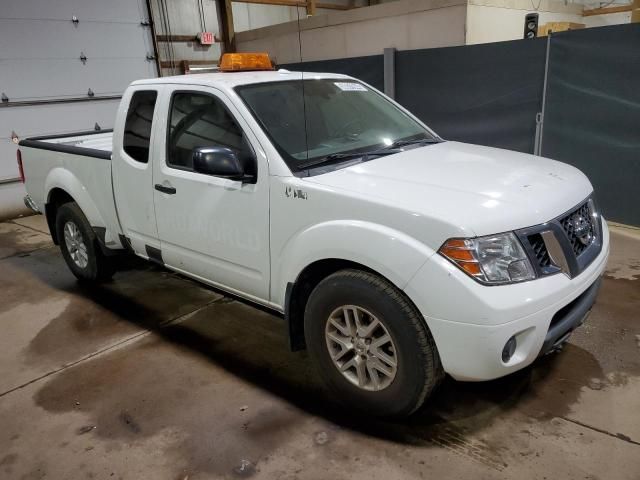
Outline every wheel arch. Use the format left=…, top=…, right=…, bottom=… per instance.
left=276, top=220, right=436, bottom=351
left=284, top=258, right=432, bottom=352
left=44, top=168, right=107, bottom=245
left=45, top=188, right=76, bottom=244
left=285, top=258, right=370, bottom=350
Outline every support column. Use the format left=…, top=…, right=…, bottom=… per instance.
left=307, top=0, right=317, bottom=16
left=383, top=47, right=396, bottom=99
left=217, top=0, right=235, bottom=53
left=535, top=33, right=551, bottom=156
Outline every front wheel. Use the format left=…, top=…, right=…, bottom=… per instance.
left=304, top=269, right=443, bottom=417
left=55, top=202, right=115, bottom=282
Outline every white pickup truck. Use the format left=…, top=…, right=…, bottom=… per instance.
left=18, top=54, right=609, bottom=417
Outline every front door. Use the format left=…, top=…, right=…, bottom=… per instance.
left=152, top=86, right=270, bottom=302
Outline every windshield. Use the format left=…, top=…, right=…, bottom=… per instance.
left=235, top=79, right=438, bottom=172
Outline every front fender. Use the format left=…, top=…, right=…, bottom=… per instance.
left=273, top=220, right=437, bottom=307
left=45, top=167, right=107, bottom=230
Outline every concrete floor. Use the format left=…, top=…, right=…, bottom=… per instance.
left=0, top=215, right=639, bottom=480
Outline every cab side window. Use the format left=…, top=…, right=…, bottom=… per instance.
left=123, top=90, right=157, bottom=163
left=166, top=92, right=254, bottom=173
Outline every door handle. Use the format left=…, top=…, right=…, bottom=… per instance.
left=155, top=183, right=176, bottom=195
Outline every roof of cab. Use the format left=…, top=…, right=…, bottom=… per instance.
left=131, top=70, right=352, bottom=89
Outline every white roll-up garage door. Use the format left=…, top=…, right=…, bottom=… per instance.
left=0, top=0, right=157, bottom=218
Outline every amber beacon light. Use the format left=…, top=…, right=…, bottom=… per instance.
left=219, top=53, right=274, bottom=72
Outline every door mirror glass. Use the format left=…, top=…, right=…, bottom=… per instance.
left=192, top=146, right=245, bottom=180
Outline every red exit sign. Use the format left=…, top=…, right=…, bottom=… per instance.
left=199, top=32, right=214, bottom=45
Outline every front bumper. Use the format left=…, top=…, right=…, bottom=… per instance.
left=405, top=220, right=609, bottom=381
left=538, top=277, right=600, bottom=357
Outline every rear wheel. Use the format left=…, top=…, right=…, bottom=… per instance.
left=304, top=269, right=443, bottom=417
left=55, top=202, right=115, bottom=282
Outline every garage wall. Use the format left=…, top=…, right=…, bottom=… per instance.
left=465, top=0, right=633, bottom=45
left=233, top=4, right=308, bottom=32
left=148, top=0, right=221, bottom=76
left=466, top=0, right=584, bottom=45
left=235, top=0, right=467, bottom=64
left=232, top=1, right=367, bottom=32
left=0, top=0, right=157, bottom=219
left=583, top=11, right=632, bottom=27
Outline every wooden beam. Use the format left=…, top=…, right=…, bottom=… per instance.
left=232, top=0, right=352, bottom=11
left=307, top=0, right=317, bottom=16
left=160, top=60, right=219, bottom=69
left=157, top=34, right=198, bottom=42
left=583, top=4, right=632, bottom=16
left=217, top=0, right=236, bottom=53
left=633, top=0, right=640, bottom=22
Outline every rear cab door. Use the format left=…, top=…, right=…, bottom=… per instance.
left=151, top=84, right=271, bottom=302
left=112, top=85, right=163, bottom=257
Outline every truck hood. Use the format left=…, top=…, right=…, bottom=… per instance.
left=303, top=141, right=593, bottom=237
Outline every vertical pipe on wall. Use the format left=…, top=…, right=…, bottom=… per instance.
left=384, top=47, right=396, bottom=99
left=536, top=33, right=552, bottom=156
left=145, top=0, right=162, bottom=77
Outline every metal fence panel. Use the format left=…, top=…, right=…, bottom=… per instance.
left=281, top=54, right=385, bottom=92
left=395, top=39, right=547, bottom=154
left=542, top=24, right=640, bottom=226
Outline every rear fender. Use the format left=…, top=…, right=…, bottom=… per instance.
left=45, top=168, right=111, bottom=243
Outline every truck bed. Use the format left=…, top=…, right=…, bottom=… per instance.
left=19, top=128, right=123, bottom=250
left=19, top=129, right=113, bottom=160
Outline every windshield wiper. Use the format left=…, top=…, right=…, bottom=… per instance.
left=298, top=138, right=440, bottom=170
left=298, top=149, right=395, bottom=170
left=387, top=137, right=440, bottom=149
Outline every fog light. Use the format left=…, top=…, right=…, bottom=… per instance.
left=502, top=336, right=517, bottom=363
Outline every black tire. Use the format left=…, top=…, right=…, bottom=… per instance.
left=55, top=202, right=115, bottom=282
left=304, top=269, right=443, bottom=418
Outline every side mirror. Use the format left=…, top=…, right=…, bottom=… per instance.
left=192, top=146, right=250, bottom=181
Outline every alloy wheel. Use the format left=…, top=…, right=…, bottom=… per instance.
left=63, top=220, right=89, bottom=269
left=325, top=305, right=398, bottom=391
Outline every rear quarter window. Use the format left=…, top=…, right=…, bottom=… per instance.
left=123, top=90, right=157, bottom=163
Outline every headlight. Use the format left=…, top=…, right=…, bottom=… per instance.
left=438, top=232, right=536, bottom=285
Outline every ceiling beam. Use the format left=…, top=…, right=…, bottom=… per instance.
left=232, top=0, right=352, bottom=11
left=582, top=4, right=632, bottom=16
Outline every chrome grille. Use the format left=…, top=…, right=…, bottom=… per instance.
left=559, top=201, right=596, bottom=257
left=528, top=233, right=551, bottom=268
left=517, top=196, right=602, bottom=280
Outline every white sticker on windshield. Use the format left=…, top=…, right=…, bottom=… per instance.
left=334, top=82, right=367, bottom=92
